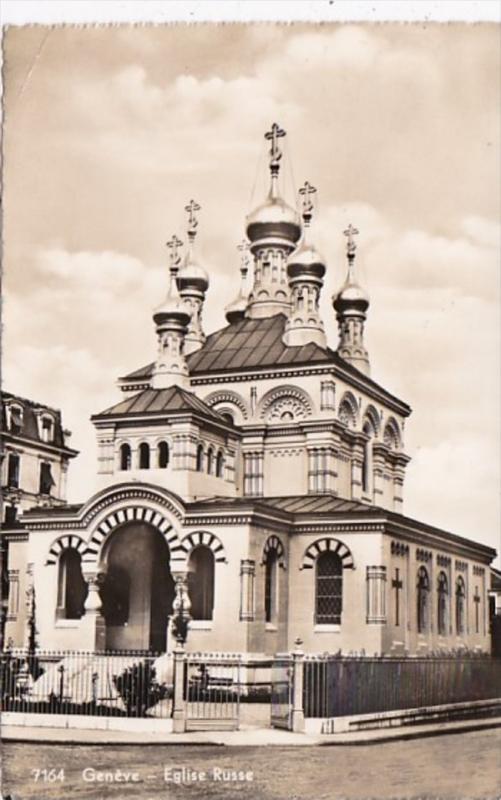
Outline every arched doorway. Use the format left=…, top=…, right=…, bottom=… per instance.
left=99, top=522, right=175, bottom=652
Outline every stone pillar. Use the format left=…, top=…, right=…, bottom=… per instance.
left=366, top=566, right=387, bottom=624
left=239, top=559, right=256, bottom=621
left=172, top=645, right=187, bottom=733
left=351, top=449, right=364, bottom=502
left=291, top=638, right=305, bottom=733
left=81, top=572, right=106, bottom=651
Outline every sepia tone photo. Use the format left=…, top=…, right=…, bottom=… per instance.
left=1, top=10, right=500, bottom=800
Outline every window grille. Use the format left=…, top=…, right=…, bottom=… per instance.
left=437, top=571, right=448, bottom=635
left=315, top=552, right=343, bottom=624
left=417, top=566, right=429, bottom=633
left=456, top=576, right=466, bottom=635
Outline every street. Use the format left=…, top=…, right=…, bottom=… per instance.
left=2, top=729, right=501, bottom=799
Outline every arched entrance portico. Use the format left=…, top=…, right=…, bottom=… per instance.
left=99, top=522, right=175, bottom=651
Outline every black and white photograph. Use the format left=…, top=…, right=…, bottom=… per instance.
left=1, top=2, right=500, bottom=799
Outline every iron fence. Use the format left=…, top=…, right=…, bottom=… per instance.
left=184, top=652, right=241, bottom=730
left=0, top=649, right=173, bottom=718
left=270, top=655, right=293, bottom=729
left=303, top=654, right=501, bottom=718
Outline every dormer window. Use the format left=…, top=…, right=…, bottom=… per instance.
left=41, top=415, right=55, bottom=443
left=8, top=404, right=24, bottom=435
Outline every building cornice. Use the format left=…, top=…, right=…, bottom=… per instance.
left=1, top=432, right=78, bottom=459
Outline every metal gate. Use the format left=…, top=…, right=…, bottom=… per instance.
left=184, top=654, right=241, bottom=731
left=271, top=654, right=293, bottom=729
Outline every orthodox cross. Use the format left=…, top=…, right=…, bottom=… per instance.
left=473, top=585, right=481, bottom=633
left=166, top=234, right=183, bottom=274
left=343, top=224, right=359, bottom=258
left=185, top=199, right=201, bottom=240
left=299, top=181, right=317, bottom=223
left=392, top=568, right=403, bottom=627
left=237, top=240, right=250, bottom=275
left=265, top=123, right=286, bottom=169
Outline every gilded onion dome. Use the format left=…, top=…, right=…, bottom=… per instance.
left=332, top=279, right=369, bottom=314
left=177, top=200, right=209, bottom=293
left=153, top=236, right=191, bottom=329
left=246, top=123, right=301, bottom=249
left=287, top=181, right=326, bottom=282
left=225, top=240, right=250, bottom=324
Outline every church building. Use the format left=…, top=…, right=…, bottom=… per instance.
left=3, top=125, right=495, bottom=658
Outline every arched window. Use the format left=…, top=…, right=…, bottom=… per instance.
left=139, top=442, right=150, bottom=469
left=417, top=566, right=429, bottom=633
left=56, top=549, right=87, bottom=619
left=362, top=421, right=373, bottom=495
left=315, top=551, right=343, bottom=625
left=119, top=443, right=131, bottom=471
left=7, top=453, right=20, bottom=488
left=220, top=412, right=234, bottom=425
left=188, top=546, right=215, bottom=620
left=157, top=441, right=169, bottom=469
left=196, top=444, right=204, bottom=472
left=456, top=576, right=466, bottom=635
left=206, top=447, right=214, bottom=475
left=216, top=450, right=224, bottom=478
left=264, top=549, right=279, bottom=624
left=437, top=571, right=449, bottom=635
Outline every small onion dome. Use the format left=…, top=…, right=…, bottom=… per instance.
left=177, top=259, right=209, bottom=293
left=288, top=241, right=326, bottom=281
left=246, top=195, right=301, bottom=247
left=333, top=279, right=369, bottom=315
left=153, top=281, right=191, bottom=328
left=225, top=293, right=247, bottom=324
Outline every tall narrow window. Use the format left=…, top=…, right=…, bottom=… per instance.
left=39, top=462, right=55, bottom=495
left=41, top=415, right=54, bottom=443
left=216, top=450, right=224, bottom=479
left=119, top=443, right=131, bottom=471
left=417, top=566, right=429, bottom=633
left=56, top=549, right=87, bottom=619
left=437, top=571, right=448, bottom=635
left=196, top=444, right=204, bottom=472
left=7, top=453, right=20, bottom=488
left=158, top=441, right=169, bottom=469
left=456, top=576, right=466, bottom=635
left=315, top=552, right=343, bottom=625
left=188, top=546, right=215, bottom=620
left=206, top=447, right=214, bottom=475
left=264, top=549, right=278, bottom=623
left=9, top=406, right=23, bottom=435
left=139, top=442, right=150, bottom=469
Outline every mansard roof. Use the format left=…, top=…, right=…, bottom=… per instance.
left=1, top=390, right=77, bottom=455
left=119, top=315, right=411, bottom=414
left=91, top=385, right=230, bottom=425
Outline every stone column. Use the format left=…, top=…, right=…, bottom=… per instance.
left=366, top=566, right=387, bottom=624
left=239, top=560, right=256, bottom=621
left=81, top=571, right=106, bottom=651
left=172, top=645, right=187, bottom=733
left=291, top=638, right=305, bottom=733
left=351, top=449, right=364, bottom=502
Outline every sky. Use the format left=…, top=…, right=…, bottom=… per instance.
left=2, top=23, right=500, bottom=558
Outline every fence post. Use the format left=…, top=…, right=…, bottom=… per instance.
left=172, top=646, right=186, bottom=733
left=291, top=637, right=305, bottom=733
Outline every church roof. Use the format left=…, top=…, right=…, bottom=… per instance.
left=91, top=385, right=229, bottom=424
left=119, top=315, right=410, bottom=412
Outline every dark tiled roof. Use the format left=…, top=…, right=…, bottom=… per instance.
left=92, top=386, right=228, bottom=423
left=1, top=390, right=73, bottom=451
left=187, top=493, right=375, bottom=517
left=119, top=316, right=409, bottom=411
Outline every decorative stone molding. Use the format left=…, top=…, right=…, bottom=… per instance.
left=45, top=534, right=88, bottom=566
left=437, top=554, right=452, bottom=567
left=366, top=566, right=387, bottom=624
left=416, top=548, right=432, bottom=563
left=362, top=404, right=381, bottom=435
left=261, top=534, right=286, bottom=568
left=258, top=385, right=314, bottom=422
left=85, top=505, right=186, bottom=567
left=455, top=560, right=468, bottom=573
left=391, top=541, right=409, bottom=557
left=383, top=417, right=401, bottom=450
left=320, top=381, right=336, bottom=411
left=300, top=537, right=354, bottom=570
left=181, top=530, right=227, bottom=563
left=472, top=565, right=485, bottom=576
left=203, top=390, right=249, bottom=420
left=239, top=559, right=256, bottom=621
left=338, top=391, right=359, bottom=428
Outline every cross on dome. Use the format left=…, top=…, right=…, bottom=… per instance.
left=237, top=240, right=250, bottom=274
left=299, top=181, right=317, bottom=224
left=167, top=234, right=183, bottom=273
left=343, top=224, right=359, bottom=258
left=265, top=123, right=286, bottom=170
left=185, top=199, right=201, bottom=240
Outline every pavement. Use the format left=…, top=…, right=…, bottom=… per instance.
left=2, top=716, right=501, bottom=746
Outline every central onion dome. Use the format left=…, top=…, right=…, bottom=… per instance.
left=177, top=259, right=209, bottom=293
left=246, top=123, right=301, bottom=251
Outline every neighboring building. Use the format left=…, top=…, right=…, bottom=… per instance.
left=1, top=391, right=78, bottom=646
left=3, top=126, right=496, bottom=657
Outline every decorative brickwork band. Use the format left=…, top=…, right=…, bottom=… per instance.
left=366, top=565, right=387, bottom=624
left=239, top=559, right=256, bottom=621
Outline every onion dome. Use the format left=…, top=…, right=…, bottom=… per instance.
left=246, top=123, right=301, bottom=249
left=153, top=236, right=191, bottom=329
left=225, top=240, right=250, bottom=324
left=177, top=200, right=209, bottom=293
left=288, top=181, right=326, bottom=282
left=332, top=224, right=369, bottom=315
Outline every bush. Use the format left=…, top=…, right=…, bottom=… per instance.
left=113, top=661, right=166, bottom=717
